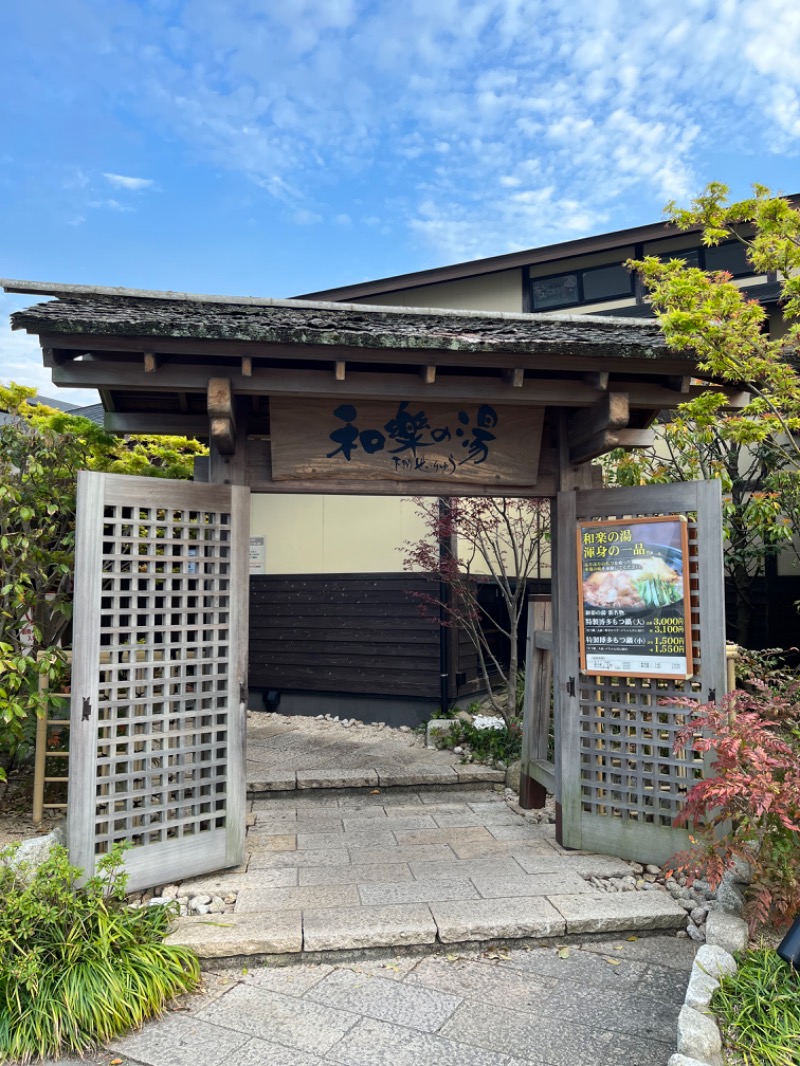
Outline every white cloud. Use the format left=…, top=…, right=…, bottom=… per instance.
left=291, top=208, right=323, bottom=225
left=87, top=198, right=133, bottom=212
left=102, top=173, right=155, bottom=191
left=25, top=0, right=800, bottom=262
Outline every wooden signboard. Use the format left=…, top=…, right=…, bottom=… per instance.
left=576, top=515, right=693, bottom=679
left=270, top=398, right=544, bottom=486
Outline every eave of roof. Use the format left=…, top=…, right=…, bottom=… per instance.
left=4, top=281, right=677, bottom=363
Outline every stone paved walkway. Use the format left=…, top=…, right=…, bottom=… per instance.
left=167, top=786, right=687, bottom=959
left=245, top=711, right=505, bottom=791
left=43, top=716, right=697, bottom=1066
left=48, top=935, right=697, bottom=1066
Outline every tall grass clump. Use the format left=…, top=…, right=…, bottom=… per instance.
left=712, top=947, right=800, bottom=1066
left=0, top=843, right=199, bottom=1063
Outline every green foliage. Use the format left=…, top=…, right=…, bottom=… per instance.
left=0, top=647, right=68, bottom=776
left=619, top=185, right=800, bottom=645
left=0, top=843, right=199, bottom=1063
left=670, top=677, right=800, bottom=933
left=0, top=383, right=207, bottom=779
left=433, top=714, right=522, bottom=765
left=712, top=947, right=800, bottom=1066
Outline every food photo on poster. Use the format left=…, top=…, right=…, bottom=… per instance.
left=576, top=516, right=694, bottom=680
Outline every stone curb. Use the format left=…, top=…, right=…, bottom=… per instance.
left=167, top=889, right=686, bottom=962
left=248, top=766, right=506, bottom=793
left=670, top=870, right=749, bottom=1066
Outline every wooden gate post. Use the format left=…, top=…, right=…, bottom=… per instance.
left=519, top=596, right=553, bottom=809
left=553, top=488, right=582, bottom=848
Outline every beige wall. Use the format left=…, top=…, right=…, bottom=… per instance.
left=250, top=493, right=552, bottom=578
left=354, top=269, right=522, bottom=313
left=250, top=494, right=428, bottom=574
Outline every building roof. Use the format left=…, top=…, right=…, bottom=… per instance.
left=1, top=279, right=750, bottom=481
left=4, top=280, right=672, bottom=361
left=293, top=199, right=799, bottom=304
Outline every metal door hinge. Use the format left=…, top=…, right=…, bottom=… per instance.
left=566, top=677, right=576, bottom=697
left=82, top=697, right=91, bottom=721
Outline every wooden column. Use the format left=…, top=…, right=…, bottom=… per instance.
left=551, top=412, right=585, bottom=848
left=519, top=596, right=553, bottom=809
left=208, top=394, right=249, bottom=486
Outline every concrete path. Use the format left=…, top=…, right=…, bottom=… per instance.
left=165, top=786, right=687, bottom=960
left=49, top=935, right=697, bottom=1066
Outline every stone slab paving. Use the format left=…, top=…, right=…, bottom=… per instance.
left=165, top=786, right=686, bottom=959
left=245, top=711, right=506, bottom=792
left=45, top=936, right=697, bottom=1066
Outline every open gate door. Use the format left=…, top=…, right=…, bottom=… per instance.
left=553, top=480, right=726, bottom=865
left=68, top=471, right=250, bottom=892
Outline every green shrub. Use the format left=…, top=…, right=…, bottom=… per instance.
left=0, top=843, right=199, bottom=1063
left=434, top=715, right=522, bottom=765
left=712, top=947, right=800, bottom=1066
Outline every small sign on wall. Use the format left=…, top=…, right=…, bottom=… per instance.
left=577, top=515, right=693, bottom=679
left=249, top=536, right=266, bottom=574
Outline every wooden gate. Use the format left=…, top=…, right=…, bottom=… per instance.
left=552, top=480, right=726, bottom=864
left=68, top=472, right=250, bottom=891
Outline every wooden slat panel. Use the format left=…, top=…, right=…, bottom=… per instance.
left=248, top=573, right=442, bottom=698
left=68, top=472, right=248, bottom=892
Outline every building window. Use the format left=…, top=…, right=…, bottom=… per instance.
left=658, top=249, right=702, bottom=269
left=657, top=240, right=752, bottom=277
left=531, top=274, right=580, bottom=310
left=704, top=240, right=751, bottom=277
left=529, top=262, right=634, bottom=311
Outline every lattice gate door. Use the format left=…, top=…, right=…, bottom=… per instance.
left=552, top=480, right=726, bottom=865
left=68, top=472, right=250, bottom=892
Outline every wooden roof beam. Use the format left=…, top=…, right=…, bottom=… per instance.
left=50, top=361, right=752, bottom=410
left=570, top=428, right=654, bottom=465
left=144, top=351, right=159, bottom=373
left=105, top=412, right=209, bottom=436
left=335, top=360, right=346, bottom=381
left=207, top=377, right=236, bottom=455
left=503, top=368, right=525, bottom=388
left=37, top=331, right=703, bottom=377
left=420, top=365, right=436, bottom=384
left=567, top=392, right=630, bottom=449
left=583, top=371, right=609, bottom=390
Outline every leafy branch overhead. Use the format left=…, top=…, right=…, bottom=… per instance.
left=628, top=183, right=800, bottom=461
left=0, top=383, right=207, bottom=778
left=616, top=185, right=800, bottom=645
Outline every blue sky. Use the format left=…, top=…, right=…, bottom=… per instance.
left=2, top=0, right=800, bottom=404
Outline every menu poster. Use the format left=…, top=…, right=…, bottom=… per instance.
left=577, top=516, right=694, bottom=680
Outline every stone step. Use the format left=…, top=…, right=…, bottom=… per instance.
left=248, top=764, right=507, bottom=793
left=167, top=891, right=687, bottom=964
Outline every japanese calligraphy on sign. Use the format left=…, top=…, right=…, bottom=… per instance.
left=576, top=516, right=694, bottom=680
left=270, top=398, right=543, bottom=486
